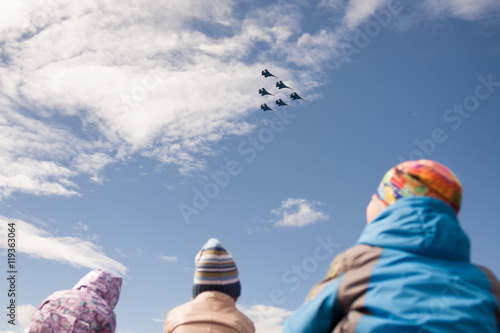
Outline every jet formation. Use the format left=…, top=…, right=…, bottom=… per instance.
left=258, top=69, right=307, bottom=112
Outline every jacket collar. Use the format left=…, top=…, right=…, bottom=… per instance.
left=357, top=197, right=470, bottom=262
left=194, top=291, right=236, bottom=304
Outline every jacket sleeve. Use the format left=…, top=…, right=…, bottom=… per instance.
left=283, top=275, right=344, bottom=333
left=476, top=265, right=500, bottom=332
left=283, top=246, right=382, bottom=333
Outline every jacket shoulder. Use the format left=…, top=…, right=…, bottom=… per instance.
left=236, top=310, right=255, bottom=333
left=164, top=295, right=255, bottom=333
left=336, top=244, right=384, bottom=311
left=325, top=244, right=383, bottom=282
left=305, top=244, right=383, bottom=303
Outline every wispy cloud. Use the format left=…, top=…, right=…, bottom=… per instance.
left=152, top=317, right=166, bottom=323
left=343, top=0, right=390, bottom=29
left=0, top=217, right=128, bottom=276
left=72, top=221, right=89, bottom=232
left=421, top=0, right=500, bottom=20
left=318, top=0, right=344, bottom=10
left=271, top=198, right=329, bottom=228
left=159, top=255, right=179, bottom=263
left=0, top=0, right=496, bottom=201
left=0, top=0, right=306, bottom=198
left=114, top=248, right=129, bottom=258
left=239, top=304, right=293, bottom=333
left=0, top=105, right=113, bottom=199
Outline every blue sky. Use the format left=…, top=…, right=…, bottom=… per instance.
left=1, top=0, right=499, bottom=332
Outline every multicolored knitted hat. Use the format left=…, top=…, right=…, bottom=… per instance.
left=192, top=238, right=241, bottom=299
left=375, top=160, right=462, bottom=214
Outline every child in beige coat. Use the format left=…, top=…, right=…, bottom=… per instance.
left=164, top=238, right=255, bottom=333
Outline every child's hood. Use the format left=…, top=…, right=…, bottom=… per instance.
left=72, top=269, right=122, bottom=309
left=357, top=196, right=470, bottom=262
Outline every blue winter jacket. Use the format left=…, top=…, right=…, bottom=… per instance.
left=284, top=197, right=500, bottom=332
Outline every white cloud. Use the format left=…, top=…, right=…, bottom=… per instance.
left=271, top=198, right=329, bottom=228
left=0, top=217, right=128, bottom=276
left=343, top=0, right=390, bottom=29
left=421, top=0, right=500, bottom=20
left=285, top=29, right=343, bottom=71
left=318, top=0, right=344, bottom=10
left=18, top=304, right=37, bottom=330
left=114, top=248, right=129, bottom=258
left=86, top=233, right=100, bottom=242
left=0, top=0, right=311, bottom=199
left=72, top=221, right=89, bottom=232
left=152, top=317, right=166, bottom=323
left=0, top=104, right=113, bottom=199
left=177, top=266, right=194, bottom=273
left=239, top=304, right=293, bottom=333
left=0, top=303, right=35, bottom=333
left=0, top=0, right=497, bottom=201
left=0, top=1, right=30, bottom=38
left=159, top=255, right=179, bottom=263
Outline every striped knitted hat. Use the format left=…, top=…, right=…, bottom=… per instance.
left=192, top=238, right=241, bottom=299
left=375, top=160, right=462, bottom=214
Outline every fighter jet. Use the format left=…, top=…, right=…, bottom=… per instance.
left=275, top=99, right=291, bottom=107
left=258, top=88, right=275, bottom=96
left=290, top=92, right=306, bottom=100
left=276, top=81, right=292, bottom=90
left=261, top=69, right=278, bottom=78
left=260, top=103, right=276, bottom=112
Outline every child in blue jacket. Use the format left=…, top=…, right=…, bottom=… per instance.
left=284, top=160, right=500, bottom=333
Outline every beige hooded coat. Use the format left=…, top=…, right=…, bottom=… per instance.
left=163, top=291, right=255, bottom=333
